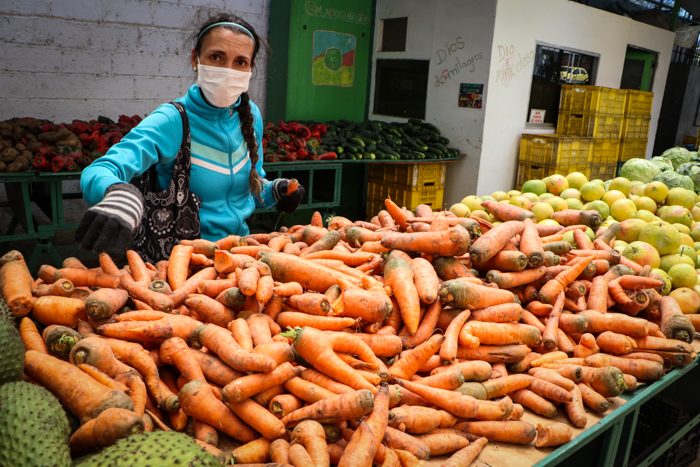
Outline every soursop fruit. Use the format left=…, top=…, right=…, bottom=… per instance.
left=0, top=299, right=23, bottom=384
left=0, top=381, right=71, bottom=467
left=74, top=431, right=221, bottom=466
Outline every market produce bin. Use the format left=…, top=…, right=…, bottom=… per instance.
left=621, top=115, right=651, bottom=140
left=557, top=112, right=624, bottom=138
left=366, top=180, right=444, bottom=216
left=618, top=138, right=648, bottom=162
left=591, top=138, right=622, bottom=166
left=367, top=162, right=446, bottom=189
left=559, top=85, right=627, bottom=115
left=519, top=134, right=593, bottom=166
left=623, top=89, right=654, bottom=117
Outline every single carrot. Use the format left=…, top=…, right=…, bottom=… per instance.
left=440, top=309, right=471, bottom=363
left=125, top=250, right=152, bottom=286
left=383, top=427, right=431, bottom=460
left=584, top=353, right=664, bottom=382
left=563, top=384, right=587, bottom=428
left=455, top=420, right=537, bottom=445
left=538, top=256, right=594, bottom=304
left=169, top=267, right=218, bottom=307
left=84, top=288, right=130, bottom=321
left=33, top=278, right=75, bottom=297
left=380, top=227, right=471, bottom=257
left=384, top=198, right=409, bottom=230
left=471, top=303, right=523, bottom=323
left=281, top=389, right=375, bottom=426
left=69, top=407, right=144, bottom=456
left=439, top=278, right=516, bottom=310
left=43, top=324, right=83, bottom=359
left=383, top=250, right=421, bottom=335
left=389, top=406, right=457, bottom=434
left=190, top=323, right=277, bottom=373
left=96, top=313, right=202, bottom=343
left=577, top=310, right=649, bottom=338
left=432, top=256, right=473, bottom=280
left=120, top=274, right=174, bottom=312
left=390, top=334, right=445, bottom=379
left=355, top=332, right=404, bottom=357
left=102, top=337, right=162, bottom=406
left=542, top=292, right=565, bottom=351
left=269, top=393, right=303, bottom=419
left=456, top=344, right=530, bottom=363
left=486, top=266, right=547, bottom=289
left=535, top=422, right=574, bottom=448
left=277, top=311, right=355, bottom=331
left=596, top=331, right=637, bottom=355
left=178, top=379, right=258, bottom=442
left=479, top=250, right=529, bottom=272
left=292, top=419, right=330, bottom=467
left=222, top=362, right=301, bottom=403
left=394, top=378, right=479, bottom=419
left=284, top=377, right=335, bottom=403
left=511, top=388, right=558, bottom=418
left=659, top=296, right=695, bottom=343
left=19, top=317, right=48, bottom=353
left=460, top=321, right=542, bottom=347
left=441, top=437, right=488, bottom=467
left=301, top=368, right=354, bottom=394
left=31, top=295, right=85, bottom=327
left=24, top=350, right=133, bottom=422
left=286, top=327, right=377, bottom=391
left=520, top=218, right=545, bottom=267
left=410, top=257, right=440, bottom=305
left=577, top=382, right=610, bottom=414
left=470, top=221, right=525, bottom=266
left=482, top=199, right=534, bottom=222
left=227, top=318, right=254, bottom=350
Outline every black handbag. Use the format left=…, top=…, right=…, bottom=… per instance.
left=131, top=101, right=200, bottom=263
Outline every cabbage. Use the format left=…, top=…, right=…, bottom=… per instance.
left=618, top=158, right=661, bottom=183
left=652, top=170, right=695, bottom=190
left=676, top=162, right=700, bottom=191
left=660, top=146, right=691, bottom=169
left=690, top=151, right=700, bottom=162
left=650, top=156, right=674, bottom=172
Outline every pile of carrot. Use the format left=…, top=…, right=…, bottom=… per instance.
left=0, top=198, right=698, bottom=466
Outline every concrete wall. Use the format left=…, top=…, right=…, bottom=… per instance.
left=369, top=0, right=496, bottom=205
left=477, top=0, right=675, bottom=196
left=0, top=0, right=270, bottom=122
left=0, top=0, right=270, bottom=234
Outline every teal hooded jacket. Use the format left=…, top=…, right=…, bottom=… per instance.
left=80, top=84, right=276, bottom=241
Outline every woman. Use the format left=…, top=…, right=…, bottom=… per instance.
left=76, top=12, right=303, bottom=260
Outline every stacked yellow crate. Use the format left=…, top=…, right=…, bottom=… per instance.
left=557, top=85, right=626, bottom=181
left=619, top=90, right=653, bottom=163
left=515, top=134, right=593, bottom=188
left=366, top=163, right=446, bottom=217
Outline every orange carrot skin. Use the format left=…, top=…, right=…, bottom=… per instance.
left=178, top=379, right=258, bottom=443
left=439, top=278, right=516, bottom=310
left=441, top=437, right=488, bottom=467
left=85, top=288, right=130, bottom=321
left=24, top=350, right=133, bottom=422
left=31, top=296, right=86, bottom=327
left=19, top=317, right=48, bottom=353
left=455, top=420, right=537, bottom=445
left=222, top=362, right=301, bottom=403
left=281, top=389, right=375, bottom=426
left=69, top=407, right=144, bottom=456
left=191, top=324, right=277, bottom=373
left=383, top=250, right=421, bottom=335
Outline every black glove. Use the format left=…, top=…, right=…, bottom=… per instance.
left=272, top=178, right=305, bottom=213
left=75, top=183, right=144, bottom=257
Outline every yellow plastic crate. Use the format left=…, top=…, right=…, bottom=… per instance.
left=592, top=138, right=622, bottom=165
left=618, top=138, right=648, bottom=162
left=624, top=90, right=653, bottom=117
left=519, top=134, right=593, bottom=166
left=557, top=112, right=624, bottom=138
left=516, top=161, right=590, bottom=189
left=367, top=163, right=446, bottom=189
left=589, top=163, right=617, bottom=181
left=366, top=181, right=444, bottom=210
left=621, top=115, right=650, bottom=139
left=366, top=198, right=385, bottom=219
left=559, top=85, right=626, bottom=115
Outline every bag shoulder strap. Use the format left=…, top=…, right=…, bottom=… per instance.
left=169, top=101, right=190, bottom=157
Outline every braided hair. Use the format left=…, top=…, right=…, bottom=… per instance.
left=192, top=12, right=265, bottom=195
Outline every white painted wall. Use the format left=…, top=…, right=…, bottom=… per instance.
left=0, top=0, right=270, bottom=122
left=0, top=0, right=270, bottom=234
left=476, top=0, right=675, bottom=196
left=370, top=0, right=496, bottom=206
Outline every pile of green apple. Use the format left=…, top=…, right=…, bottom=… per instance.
left=449, top=171, right=700, bottom=314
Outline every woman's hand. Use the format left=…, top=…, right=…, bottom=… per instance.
left=74, top=183, right=144, bottom=257
left=272, top=178, right=305, bottom=213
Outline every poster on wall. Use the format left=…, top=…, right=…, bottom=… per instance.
left=458, top=83, right=483, bottom=108
left=312, top=30, right=356, bottom=87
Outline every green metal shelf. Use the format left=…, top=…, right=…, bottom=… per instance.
left=535, top=358, right=700, bottom=467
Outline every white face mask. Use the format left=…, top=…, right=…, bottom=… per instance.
left=196, top=60, right=252, bottom=108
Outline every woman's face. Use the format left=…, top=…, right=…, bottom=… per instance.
left=191, top=27, right=255, bottom=72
